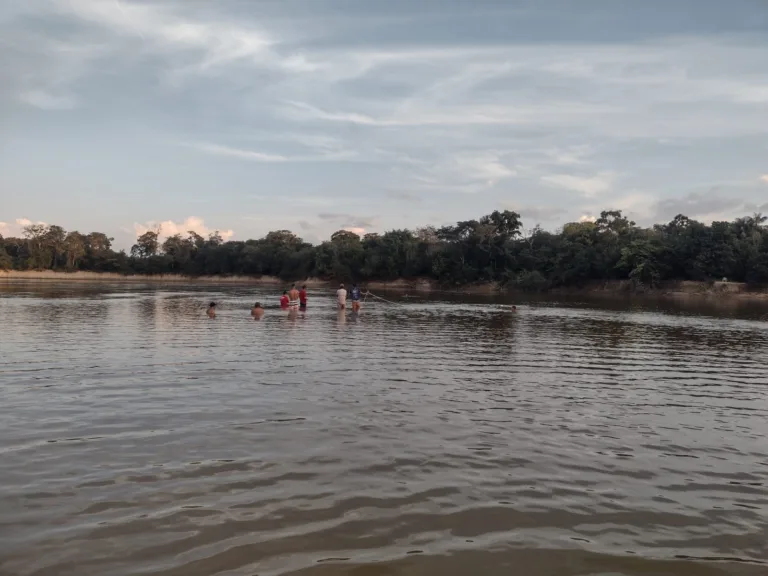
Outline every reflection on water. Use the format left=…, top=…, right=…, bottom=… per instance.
left=1, top=282, right=767, bottom=576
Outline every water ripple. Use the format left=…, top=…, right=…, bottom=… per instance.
left=1, top=284, right=767, bottom=575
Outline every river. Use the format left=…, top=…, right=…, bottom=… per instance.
left=1, top=282, right=767, bottom=575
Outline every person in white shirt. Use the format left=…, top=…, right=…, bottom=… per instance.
left=336, top=283, right=347, bottom=309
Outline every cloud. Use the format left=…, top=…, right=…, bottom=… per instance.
left=579, top=215, right=597, bottom=223
left=760, top=175, right=768, bottom=184
left=190, top=142, right=357, bottom=163
left=578, top=192, right=657, bottom=226
left=511, top=205, right=568, bottom=223
left=4, top=2, right=768, bottom=242
left=543, top=145, right=594, bottom=166
left=343, top=227, right=366, bottom=236
left=395, top=151, right=516, bottom=194
left=283, top=99, right=612, bottom=128
left=541, top=172, right=615, bottom=197
left=193, top=143, right=288, bottom=163
left=132, top=217, right=234, bottom=242
left=317, top=213, right=378, bottom=230
left=387, top=191, right=421, bottom=203
left=20, top=90, right=77, bottom=110
left=744, top=201, right=768, bottom=213
left=652, top=188, right=767, bottom=223
left=56, top=0, right=274, bottom=72
left=0, top=218, right=48, bottom=238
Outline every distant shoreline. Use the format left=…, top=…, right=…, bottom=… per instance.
left=1, top=270, right=767, bottom=301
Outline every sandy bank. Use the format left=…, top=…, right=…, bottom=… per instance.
left=2, top=271, right=766, bottom=300
left=370, top=278, right=768, bottom=300
left=561, top=280, right=768, bottom=300
left=0, top=270, right=326, bottom=286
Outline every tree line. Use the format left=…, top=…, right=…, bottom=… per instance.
left=2, top=210, right=767, bottom=289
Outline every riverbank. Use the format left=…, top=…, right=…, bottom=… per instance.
left=0, top=270, right=294, bottom=285
left=2, top=270, right=766, bottom=300
left=565, top=279, right=768, bottom=300
left=373, top=278, right=768, bottom=300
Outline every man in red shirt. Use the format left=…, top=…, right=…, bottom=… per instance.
left=299, top=284, right=308, bottom=310
left=280, top=291, right=289, bottom=309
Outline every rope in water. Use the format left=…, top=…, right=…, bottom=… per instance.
left=363, top=291, right=405, bottom=306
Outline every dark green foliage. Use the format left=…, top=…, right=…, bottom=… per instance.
left=2, top=210, right=767, bottom=288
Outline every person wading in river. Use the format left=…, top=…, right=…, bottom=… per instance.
left=336, top=283, right=347, bottom=310
left=299, top=285, right=308, bottom=310
left=207, top=302, right=217, bottom=318
left=251, top=302, right=265, bottom=319
left=350, top=283, right=362, bottom=312
left=288, top=284, right=300, bottom=308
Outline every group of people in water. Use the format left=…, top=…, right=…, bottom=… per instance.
left=205, top=283, right=363, bottom=319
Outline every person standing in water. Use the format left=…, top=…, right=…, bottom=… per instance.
left=251, top=302, right=265, bottom=319
left=350, top=283, right=362, bottom=312
left=288, top=284, right=300, bottom=308
left=280, top=291, right=289, bottom=309
left=299, top=284, right=308, bottom=310
left=207, top=302, right=217, bottom=318
left=336, top=283, right=347, bottom=309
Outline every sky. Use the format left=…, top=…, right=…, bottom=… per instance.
left=1, top=0, right=768, bottom=249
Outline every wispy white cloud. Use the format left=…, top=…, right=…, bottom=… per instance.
left=193, top=143, right=288, bottom=163
left=190, top=142, right=358, bottom=163
left=541, top=172, right=616, bottom=197
left=3, top=2, right=768, bottom=237
left=57, top=0, right=274, bottom=67
left=543, top=145, right=594, bottom=166
left=283, top=100, right=612, bottom=128
left=388, top=150, right=516, bottom=194
left=19, top=90, right=77, bottom=110
left=760, top=174, right=768, bottom=184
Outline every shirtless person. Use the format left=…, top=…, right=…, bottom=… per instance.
left=207, top=302, right=217, bottom=318
left=288, top=284, right=300, bottom=308
left=251, top=302, right=265, bottom=319
left=336, top=283, right=347, bottom=309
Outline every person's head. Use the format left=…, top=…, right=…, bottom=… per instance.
left=352, top=283, right=357, bottom=288
left=512, top=305, right=517, bottom=311
left=282, top=290, right=287, bottom=295
left=291, top=283, right=296, bottom=289
left=254, top=302, right=262, bottom=308
left=339, top=283, right=344, bottom=289
left=209, top=302, right=216, bottom=308
left=302, top=284, right=306, bottom=290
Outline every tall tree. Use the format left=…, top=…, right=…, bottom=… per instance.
left=131, top=230, right=160, bottom=258
left=64, top=231, right=87, bottom=270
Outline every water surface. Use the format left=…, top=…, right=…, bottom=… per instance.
left=1, top=282, right=767, bottom=575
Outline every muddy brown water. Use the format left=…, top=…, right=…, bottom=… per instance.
left=1, top=283, right=767, bottom=576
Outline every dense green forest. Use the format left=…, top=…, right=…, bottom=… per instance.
left=2, top=210, right=768, bottom=289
